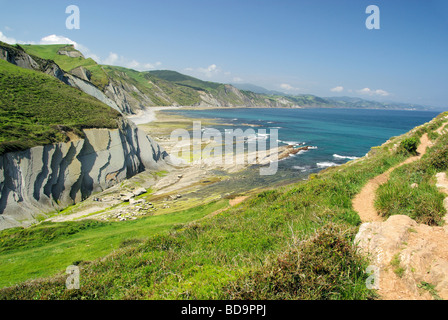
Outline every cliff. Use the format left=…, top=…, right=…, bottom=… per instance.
left=0, top=42, right=174, bottom=230
left=0, top=117, right=172, bottom=230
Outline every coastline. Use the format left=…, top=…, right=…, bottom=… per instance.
left=49, top=106, right=297, bottom=223
left=48, top=107, right=439, bottom=224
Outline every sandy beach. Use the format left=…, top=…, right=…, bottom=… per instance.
left=126, top=106, right=183, bottom=125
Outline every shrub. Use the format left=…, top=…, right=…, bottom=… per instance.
left=225, top=224, right=375, bottom=300
left=427, top=143, right=448, bottom=170
left=399, top=137, right=419, bottom=155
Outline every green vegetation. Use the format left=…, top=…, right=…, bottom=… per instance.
left=0, top=200, right=228, bottom=288
left=149, top=70, right=222, bottom=91
left=417, top=282, right=443, bottom=300
left=21, top=44, right=92, bottom=71
left=21, top=44, right=109, bottom=90
left=376, top=118, right=448, bottom=225
left=1, top=112, right=447, bottom=300
left=225, top=224, right=373, bottom=300
left=398, top=136, right=420, bottom=155
left=1, top=113, right=419, bottom=299
left=0, top=42, right=446, bottom=298
left=391, top=254, right=405, bottom=278
left=103, top=66, right=202, bottom=106
left=0, top=59, right=120, bottom=155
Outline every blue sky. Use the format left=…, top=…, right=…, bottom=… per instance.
left=1, top=0, right=447, bottom=108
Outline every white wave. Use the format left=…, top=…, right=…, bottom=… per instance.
left=308, top=146, right=318, bottom=150
left=316, top=162, right=340, bottom=168
left=333, top=154, right=359, bottom=160
left=278, top=140, right=300, bottom=146
left=247, top=133, right=270, bottom=142
left=293, top=165, right=309, bottom=172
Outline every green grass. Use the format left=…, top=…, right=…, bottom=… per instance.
left=417, top=282, right=443, bottom=300
left=148, top=70, right=222, bottom=91
left=21, top=45, right=94, bottom=71
left=0, top=58, right=120, bottom=155
left=0, top=200, right=228, bottom=288
left=102, top=66, right=202, bottom=106
left=391, top=254, right=405, bottom=278
left=376, top=117, right=448, bottom=225
left=0, top=128, right=410, bottom=299
left=21, top=44, right=110, bottom=90
left=1, top=111, right=447, bottom=300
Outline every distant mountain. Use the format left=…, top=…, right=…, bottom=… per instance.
left=324, top=96, right=436, bottom=111
left=231, top=83, right=286, bottom=96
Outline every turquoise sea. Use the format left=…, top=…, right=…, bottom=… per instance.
left=162, top=108, right=440, bottom=192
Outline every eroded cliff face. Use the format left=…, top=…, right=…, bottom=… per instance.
left=0, top=118, right=172, bottom=230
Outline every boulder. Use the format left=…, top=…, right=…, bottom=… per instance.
left=132, top=187, right=147, bottom=197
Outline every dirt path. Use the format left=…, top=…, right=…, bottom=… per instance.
left=353, top=133, right=431, bottom=223
left=354, top=125, right=448, bottom=300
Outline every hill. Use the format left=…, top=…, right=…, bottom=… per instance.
left=0, top=57, right=120, bottom=155
left=19, top=45, right=300, bottom=111
left=0, top=42, right=171, bottom=230
left=18, top=43, right=435, bottom=112
left=325, top=96, right=433, bottom=110
left=231, top=82, right=286, bottom=96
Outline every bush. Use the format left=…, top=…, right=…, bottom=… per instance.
left=427, top=143, right=448, bottom=170
left=399, top=137, right=419, bottom=155
left=225, top=224, right=375, bottom=300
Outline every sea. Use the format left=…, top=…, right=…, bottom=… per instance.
left=161, top=108, right=441, bottom=193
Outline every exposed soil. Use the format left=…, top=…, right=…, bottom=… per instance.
left=354, top=127, right=448, bottom=300
left=353, top=133, right=430, bottom=223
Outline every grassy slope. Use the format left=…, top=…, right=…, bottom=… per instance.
left=103, top=66, right=202, bottom=106
left=149, top=70, right=222, bottom=91
left=21, top=44, right=109, bottom=90
left=376, top=118, right=448, bottom=225
left=0, top=59, right=121, bottom=156
left=0, top=200, right=229, bottom=288
left=2, top=112, right=446, bottom=300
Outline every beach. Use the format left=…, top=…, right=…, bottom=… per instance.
left=46, top=107, right=291, bottom=223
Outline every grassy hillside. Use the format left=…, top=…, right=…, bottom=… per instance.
left=2, top=111, right=446, bottom=300
left=0, top=200, right=229, bottom=288
left=375, top=119, right=448, bottom=225
left=21, top=44, right=109, bottom=90
left=149, top=70, right=222, bottom=91
left=103, top=66, right=202, bottom=106
left=0, top=58, right=121, bottom=155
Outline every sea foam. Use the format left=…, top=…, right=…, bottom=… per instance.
left=333, top=154, right=359, bottom=160
left=316, top=162, right=340, bottom=168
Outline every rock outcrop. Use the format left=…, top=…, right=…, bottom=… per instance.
left=355, top=215, right=448, bottom=300
left=69, top=66, right=91, bottom=81
left=57, top=46, right=85, bottom=59
left=0, top=116, right=173, bottom=231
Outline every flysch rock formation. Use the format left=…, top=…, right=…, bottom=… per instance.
left=0, top=44, right=177, bottom=230
left=0, top=117, right=173, bottom=230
